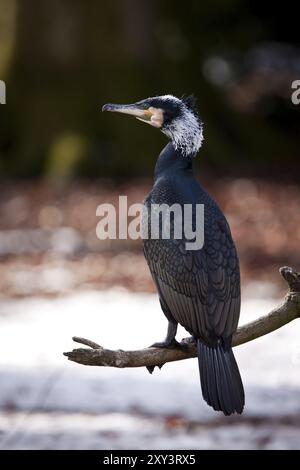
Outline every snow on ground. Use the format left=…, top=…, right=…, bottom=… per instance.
left=0, top=290, right=300, bottom=449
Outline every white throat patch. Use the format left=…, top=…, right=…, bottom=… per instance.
left=162, top=104, right=203, bottom=157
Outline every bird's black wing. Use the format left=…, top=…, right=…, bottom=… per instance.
left=143, top=214, right=240, bottom=343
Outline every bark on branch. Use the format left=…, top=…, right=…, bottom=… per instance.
left=63, top=266, right=300, bottom=371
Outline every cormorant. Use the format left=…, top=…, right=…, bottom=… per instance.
left=102, top=95, right=244, bottom=415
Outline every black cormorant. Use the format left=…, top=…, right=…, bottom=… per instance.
left=102, top=95, right=244, bottom=415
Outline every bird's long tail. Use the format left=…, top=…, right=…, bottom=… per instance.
left=197, top=339, right=244, bottom=415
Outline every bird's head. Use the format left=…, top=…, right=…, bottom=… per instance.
left=102, top=94, right=203, bottom=157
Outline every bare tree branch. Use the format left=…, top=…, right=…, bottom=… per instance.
left=63, top=266, right=300, bottom=371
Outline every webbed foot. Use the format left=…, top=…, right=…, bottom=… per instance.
left=149, top=338, right=182, bottom=349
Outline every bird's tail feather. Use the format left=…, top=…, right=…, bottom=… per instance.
left=197, top=340, right=244, bottom=415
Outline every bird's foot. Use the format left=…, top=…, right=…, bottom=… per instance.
left=146, top=337, right=183, bottom=375
left=146, top=338, right=182, bottom=375
left=149, top=338, right=182, bottom=349
left=146, top=337, right=190, bottom=374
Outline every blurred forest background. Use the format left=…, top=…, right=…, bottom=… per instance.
left=0, top=0, right=300, bottom=179
left=0, top=0, right=300, bottom=450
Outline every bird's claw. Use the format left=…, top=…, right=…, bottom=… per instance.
left=181, top=336, right=196, bottom=345
left=146, top=364, right=164, bottom=375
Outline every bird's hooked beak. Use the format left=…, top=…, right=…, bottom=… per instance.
left=102, top=102, right=164, bottom=128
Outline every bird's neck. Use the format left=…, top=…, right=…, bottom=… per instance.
left=154, top=143, right=193, bottom=181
